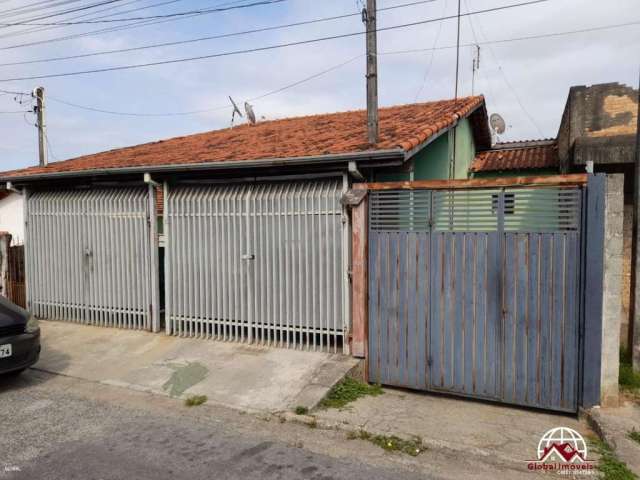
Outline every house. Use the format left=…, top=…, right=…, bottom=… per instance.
left=0, top=95, right=490, bottom=352
left=0, top=189, right=24, bottom=244
left=468, top=82, right=637, bottom=354
left=2, top=94, right=611, bottom=413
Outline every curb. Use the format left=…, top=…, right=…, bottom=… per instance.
left=580, top=407, right=617, bottom=448
left=277, top=410, right=522, bottom=466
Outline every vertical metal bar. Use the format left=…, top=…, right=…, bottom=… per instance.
left=23, top=189, right=31, bottom=313
left=341, top=175, right=350, bottom=354
left=149, top=184, right=160, bottom=332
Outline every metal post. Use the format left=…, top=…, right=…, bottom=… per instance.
left=34, top=87, right=47, bottom=167
left=632, top=72, right=640, bottom=371
left=365, top=0, right=379, bottom=145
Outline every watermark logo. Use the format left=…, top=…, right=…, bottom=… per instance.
left=527, top=427, right=595, bottom=475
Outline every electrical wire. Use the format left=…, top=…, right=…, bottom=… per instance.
left=46, top=54, right=364, bottom=116
left=0, top=0, right=437, bottom=63
left=0, top=0, right=286, bottom=26
left=0, top=0, right=239, bottom=43
left=414, top=0, right=446, bottom=102
left=0, top=0, right=551, bottom=82
left=464, top=4, right=544, bottom=137
left=0, top=0, right=434, bottom=51
left=4, top=16, right=637, bottom=117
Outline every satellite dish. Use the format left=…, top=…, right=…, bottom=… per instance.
left=229, top=96, right=243, bottom=128
left=244, top=102, right=256, bottom=125
left=489, top=113, right=506, bottom=134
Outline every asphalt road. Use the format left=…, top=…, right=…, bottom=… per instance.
left=0, top=370, right=433, bottom=480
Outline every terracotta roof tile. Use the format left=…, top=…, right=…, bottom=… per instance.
left=3, top=96, right=485, bottom=179
left=470, top=140, right=559, bottom=173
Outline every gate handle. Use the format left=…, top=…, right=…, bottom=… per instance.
left=241, top=254, right=255, bottom=260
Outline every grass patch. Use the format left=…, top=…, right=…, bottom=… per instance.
left=348, top=430, right=423, bottom=456
left=628, top=430, right=640, bottom=445
left=184, top=394, right=208, bottom=407
left=318, top=377, right=383, bottom=409
left=294, top=406, right=309, bottom=415
left=590, top=438, right=636, bottom=480
left=620, top=349, right=640, bottom=393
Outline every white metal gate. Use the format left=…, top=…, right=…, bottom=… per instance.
left=26, top=188, right=158, bottom=330
left=165, top=180, right=348, bottom=352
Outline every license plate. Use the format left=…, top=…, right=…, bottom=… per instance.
left=0, top=344, right=12, bottom=359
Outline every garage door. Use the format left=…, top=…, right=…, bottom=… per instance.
left=26, top=188, right=158, bottom=330
left=164, top=180, right=347, bottom=352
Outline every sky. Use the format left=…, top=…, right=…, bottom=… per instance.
left=0, top=0, right=638, bottom=171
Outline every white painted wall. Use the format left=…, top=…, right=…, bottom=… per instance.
left=0, top=193, right=24, bottom=244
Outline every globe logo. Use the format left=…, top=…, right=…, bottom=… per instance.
left=537, top=427, right=588, bottom=463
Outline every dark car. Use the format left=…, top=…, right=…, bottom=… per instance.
left=0, top=295, right=40, bottom=375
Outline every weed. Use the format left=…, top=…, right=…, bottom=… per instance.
left=319, top=377, right=383, bottom=410
left=619, top=349, right=640, bottom=393
left=352, top=429, right=423, bottom=456
left=628, top=430, right=640, bottom=445
left=184, top=394, right=208, bottom=407
left=590, top=438, right=636, bottom=480
left=308, top=419, right=318, bottom=429
left=294, top=406, right=309, bottom=415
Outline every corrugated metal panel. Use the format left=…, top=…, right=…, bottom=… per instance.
left=26, top=188, right=153, bottom=330
left=368, top=186, right=583, bottom=412
left=165, top=180, right=345, bottom=352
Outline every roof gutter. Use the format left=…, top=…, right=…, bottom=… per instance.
left=1, top=148, right=405, bottom=184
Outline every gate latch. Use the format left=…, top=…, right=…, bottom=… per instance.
left=241, top=254, right=255, bottom=260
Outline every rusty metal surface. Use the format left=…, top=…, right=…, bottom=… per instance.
left=367, top=186, right=584, bottom=412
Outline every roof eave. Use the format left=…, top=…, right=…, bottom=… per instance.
left=1, top=148, right=405, bottom=184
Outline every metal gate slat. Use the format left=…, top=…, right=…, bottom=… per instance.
left=368, top=186, right=583, bottom=412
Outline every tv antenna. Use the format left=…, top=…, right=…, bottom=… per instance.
left=489, top=113, right=506, bottom=143
left=244, top=101, right=256, bottom=125
left=229, top=96, right=242, bottom=128
left=471, top=44, right=480, bottom=95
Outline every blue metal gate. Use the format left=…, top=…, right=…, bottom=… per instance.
left=368, top=185, right=584, bottom=412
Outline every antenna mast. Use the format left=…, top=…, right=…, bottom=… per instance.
left=471, top=44, right=480, bottom=95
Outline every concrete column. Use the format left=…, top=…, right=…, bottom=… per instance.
left=0, top=232, right=12, bottom=298
left=601, top=174, right=624, bottom=407
left=351, top=195, right=368, bottom=359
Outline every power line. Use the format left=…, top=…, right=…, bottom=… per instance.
left=0, top=0, right=241, bottom=44
left=414, top=0, right=447, bottom=102
left=0, top=0, right=550, bottom=82
left=0, top=0, right=126, bottom=25
left=0, top=0, right=437, bottom=64
left=0, top=0, right=286, bottom=26
left=465, top=5, right=545, bottom=137
left=46, top=54, right=364, bottom=116
left=377, top=20, right=640, bottom=56
left=4, top=17, right=637, bottom=116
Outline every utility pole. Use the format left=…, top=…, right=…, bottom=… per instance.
left=33, top=86, right=47, bottom=167
left=633, top=70, right=640, bottom=371
left=364, top=0, right=379, bottom=145
left=449, top=0, right=462, bottom=179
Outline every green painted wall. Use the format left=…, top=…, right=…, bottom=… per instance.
left=373, top=118, right=476, bottom=182
left=471, top=169, right=558, bottom=178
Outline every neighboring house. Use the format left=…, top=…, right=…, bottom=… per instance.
left=468, top=82, right=637, bottom=351
left=470, top=139, right=559, bottom=177
left=0, top=189, right=24, bottom=244
left=0, top=95, right=490, bottom=353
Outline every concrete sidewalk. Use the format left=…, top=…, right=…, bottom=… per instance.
left=586, top=400, right=640, bottom=475
left=35, top=320, right=357, bottom=412
left=311, top=387, right=595, bottom=471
